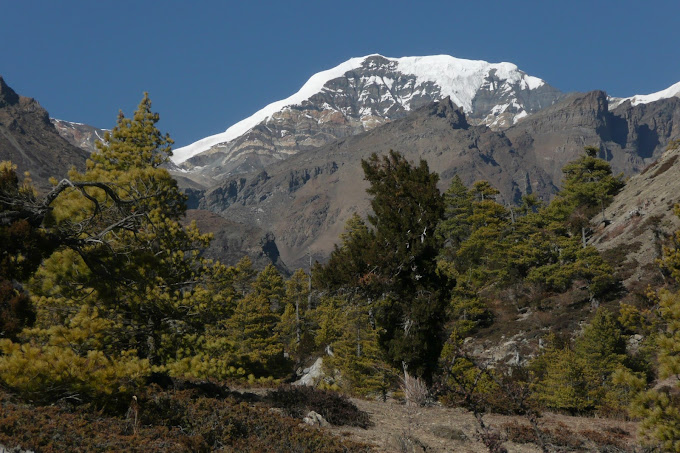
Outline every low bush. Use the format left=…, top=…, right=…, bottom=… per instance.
left=0, top=388, right=372, bottom=452
left=502, top=421, right=538, bottom=444
left=266, top=385, right=372, bottom=428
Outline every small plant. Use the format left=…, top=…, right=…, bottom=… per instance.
left=400, top=367, right=429, bottom=408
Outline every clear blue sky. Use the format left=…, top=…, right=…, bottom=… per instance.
left=3, top=0, right=679, bottom=148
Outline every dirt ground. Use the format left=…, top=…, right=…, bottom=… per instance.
left=326, top=397, right=640, bottom=452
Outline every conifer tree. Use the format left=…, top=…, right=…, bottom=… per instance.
left=0, top=163, right=46, bottom=339
left=626, top=191, right=680, bottom=450
left=360, top=151, right=448, bottom=380
left=534, top=344, right=592, bottom=413
left=224, top=265, right=289, bottom=377
left=314, top=213, right=381, bottom=295
left=0, top=94, right=239, bottom=401
left=277, top=268, right=314, bottom=362
left=548, top=146, right=624, bottom=226
left=435, top=175, right=473, bottom=259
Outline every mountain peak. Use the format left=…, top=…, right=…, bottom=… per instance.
left=0, top=76, right=20, bottom=107
left=171, top=54, right=562, bottom=169
left=425, top=96, right=468, bottom=128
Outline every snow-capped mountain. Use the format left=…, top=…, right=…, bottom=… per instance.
left=172, top=54, right=563, bottom=180
left=609, top=80, right=680, bottom=108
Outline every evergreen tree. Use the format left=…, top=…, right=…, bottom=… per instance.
left=435, top=175, right=473, bottom=259
left=0, top=163, right=47, bottom=339
left=325, top=303, right=393, bottom=397
left=314, top=213, right=382, bottom=296
left=0, top=94, right=242, bottom=401
left=277, top=268, right=314, bottom=363
left=360, top=151, right=448, bottom=380
left=627, top=191, right=680, bottom=450
left=223, top=265, right=289, bottom=377
left=533, top=344, right=592, bottom=413
left=548, top=146, right=624, bottom=226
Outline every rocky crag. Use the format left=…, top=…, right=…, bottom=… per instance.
left=50, top=118, right=108, bottom=154
left=0, top=76, right=87, bottom=191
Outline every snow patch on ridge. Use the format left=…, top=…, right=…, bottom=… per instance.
left=609, top=80, right=680, bottom=109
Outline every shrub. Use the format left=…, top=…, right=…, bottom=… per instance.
left=265, top=385, right=372, bottom=428
left=502, top=421, right=537, bottom=444
left=0, top=387, right=372, bottom=452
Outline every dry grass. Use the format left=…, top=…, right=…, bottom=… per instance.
left=328, top=397, right=640, bottom=453
left=401, top=369, right=429, bottom=408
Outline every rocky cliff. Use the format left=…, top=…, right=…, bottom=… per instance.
left=50, top=118, right=108, bottom=154
left=0, top=76, right=87, bottom=191
left=196, top=92, right=680, bottom=270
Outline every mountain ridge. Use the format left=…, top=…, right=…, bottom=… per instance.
left=171, top=54, right=563, bottom=183
left=194, top=91, right=680, bottom=270
left=0, top=76, right=87, bottom=191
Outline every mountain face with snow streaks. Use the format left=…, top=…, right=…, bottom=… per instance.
left=172, top=55, right=563, bottom=182
left=50, top=119, right=108, bottom=154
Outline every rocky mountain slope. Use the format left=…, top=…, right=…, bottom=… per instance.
left=194, top=88, right=680, bottom=270
left=50, top=118, right=108, bottom=154
left=184, top=209, right=289, bottom=274
left=591, top=142, right=680, bottom=290
left=172, top=54, right=563, bottom=183
left=504, top=90, right=680, bottom=184
left=0, top=76, right=87, bottom=191
left=196, top=98, right=555, bottom=269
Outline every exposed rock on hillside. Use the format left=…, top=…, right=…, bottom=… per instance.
left=198, top=98, right=557, bottom=269
left=184, top=209, right=289, bottom=274
left=591, top=143, right=680, bottom=289
left=196, top=92, right=680, bottom=270
left=50, top=119, right=108, bottom=154
left=0, top=76, right=87, bottom=191
left=505, top=91, right=680, bottom=184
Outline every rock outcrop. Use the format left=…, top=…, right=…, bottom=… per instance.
left=0, top=76, right=87, bottom=191
left=50, top=119, right=108, bottom=154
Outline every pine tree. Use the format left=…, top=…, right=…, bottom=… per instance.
left=534, top=344, right=592, bottom=413
left=0, top=94, right=240, bottom=402
left=436, top=175, right=473, bottom=259
left=548, top=146, right=624, bottom=226
left=627, top=230, right=680, bottom=450
left=314, top=213, right=381, bottom=295
left=277, top=268, right=314, bottom=362
left=360, top=151, right=448, bottom=380
left=325, top=303, right=393, bottom=397
left=223, top=265, right=289, bottom=377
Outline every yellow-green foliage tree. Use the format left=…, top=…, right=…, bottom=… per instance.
left=619, top=289, right=680, bottom=452
left=532, top=310, right=633, bottom=415
left=325, top=303, right=393, bottom=397
left=0, top=94, right=240, bottom=401
left=223, top=264, right=289, bottom=378
left=277, top=268, right=315, bottom=364
left=0, top=306, right=150, bottom=404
